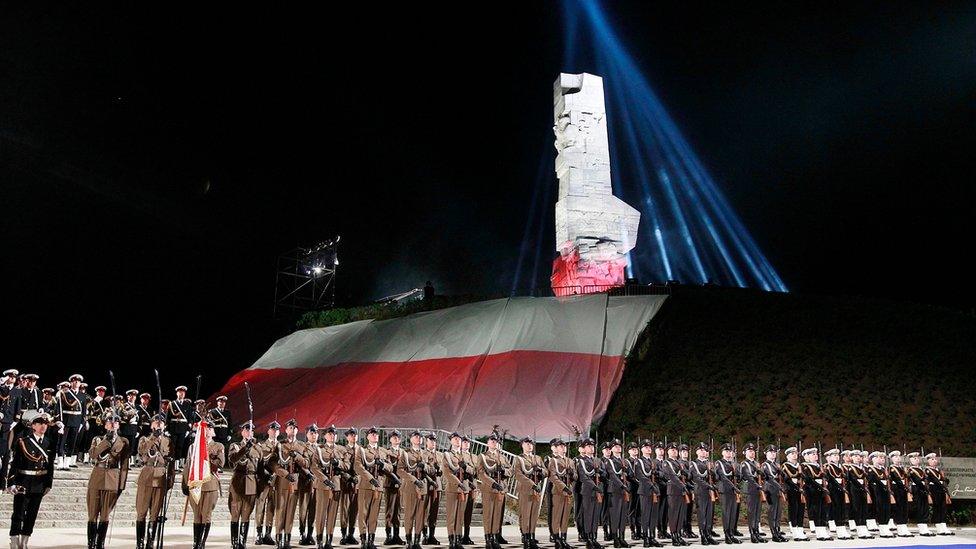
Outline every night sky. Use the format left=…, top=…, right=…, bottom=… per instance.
left=3, top=2, right=974, bottom=395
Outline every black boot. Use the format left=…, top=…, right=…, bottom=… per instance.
left=147, top=520, right=158, bottom=549
left=386, top=528, right=394, bottom=546
left=529, top=534, right=540, bottom=549
left=562, top=534, right=574, bottom=549
left=392, top=527, right=405, bottom=546
left=370, top=534, right=379, bottom=549
left=486, top=534, right=495, bottom=549
left=646, top=534, right=662, bottom=548
left=360, top=534, right=368, bottom=549
left=325, top=534, right=335, bottom=549
left=618, top=532, right=631, bottom=548
left=604, top=527, right=613, bottom=543
left=496, top=532, right=509, bottom=545
left=257, top=527, right=265, bottom=545
left=462, top=527, right=474, bottom=546
left=202, top=523, right=212, bottom=548
left=96, top=522, right=109, bottom=549
left=729, top=531, right=742, bottom=545
left=136, top=520, right=147, bottom=549
left=232, top=522, right=240, bottom=549
left=87, top=522, right=97, bottom=549
left=241, top=523, right=250, bottom=549
left=427, top=529, right=439, bottom=546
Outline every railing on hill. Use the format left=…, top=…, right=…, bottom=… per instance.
left=548, top=284, right=673, bottom=297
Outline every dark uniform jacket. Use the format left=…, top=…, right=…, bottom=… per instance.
left=8, top=432, right=54, bottom=493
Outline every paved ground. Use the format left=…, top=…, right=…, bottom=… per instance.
left=11, top=526, right=976, bottom=549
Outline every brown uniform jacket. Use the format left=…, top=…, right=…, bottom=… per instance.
left=547, top=454, right=576, bottom=495
left=137, top=433, right=174, bottom=488
left=270, top=438, right=310, bottom=493
left=354, top=444, right=392, bottom=492
left=442, top=449, right=471, bottom=494
left=477, top=449, right=512, bottom=495
left=229, top=438, right=263, bottom=496
left=257, top=437, right=280, bottom=490
left=181, top=440, right=226, bottom=493
left=514, top=453, right=546, bottom=496
left=423, top=448, right=444, bottom=492
left=311, top=442, right=348, bottom=492
left=89, top=433, right=131, bottom=491
left=397, top=446, right=428, bottom=497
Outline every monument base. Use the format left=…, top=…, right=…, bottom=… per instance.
left=550, top=248, right=627, bottom=295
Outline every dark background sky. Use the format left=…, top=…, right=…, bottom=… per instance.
left=3, top=2, right=974, bottom=397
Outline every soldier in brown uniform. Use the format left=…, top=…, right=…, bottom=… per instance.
left=443, top=432, right=473, bottom=549
left=384, top=431, right=405, bottom=546
left=460, top=436, right=477, bottom=545
left=135, top=414, right=174, bottom=549
left=548, top=438, right=577, bottom=549
left=298, top=424, right=321, bottom=546
left=182, top=422, right=225, bottom=549
left=340, top=428, right=361, bottom=545
left=478, top=432, right=513, bottom=549
left=397, top=431, right=430, bottom=549
left=229, top=420, right=262, bottom=549
left=312, top=425, right=348, bottom=549
left=515, top=437, right=546, bottom=549
left=355, top=427, right=396, bottom=549
left=255, top=420, right=281, bottom=546
left=271, top=419, right=311, bottom=548
left=422, top=433, right=443, bottom=545
left=87, top=412, right=131, bottom=549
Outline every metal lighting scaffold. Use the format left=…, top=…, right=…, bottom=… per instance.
left=273, top=236, right=339, bottom=318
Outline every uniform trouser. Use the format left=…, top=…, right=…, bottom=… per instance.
left=656, top=485, right=668, bottom=533
left=276, top=488, right=301, bottom=534
left=170, top=427, right=188, bottom=461
left=696, top=490, right=714, bottom=535
left=580, top=494, right=602, bottom=536
left=639, top=494, right=658, bottom=536
left=721, top=491, right=738, bottom=533
left=482, top=491, right=506, bottom=535
left=518, top=491, right=542, bottom=534
left=828, top=486, right=847, bottom=524
left=849, top=491, right=868, bottom=526
left=190, top=490, right=219, bottom=523
left=608, top=492, right=628, bottom=535
left=764, top=491, right=782, bottom=534
left=930, top=491, right=947, bottom=524
left=547, top=487, right=554, bottom=535
left=785, top=490, right=803, bottom=527
left=667, top=494, right=686, bottom=536
left=341, top=489, right=359, bottom=532
left=358, top=490, right=383, bottom=533
left=465, top=489, right=476, bottom=530
left=214, top=427, right=229, bottom=461
left=135, top=485, right=166, bottom=521
left=872, top=488, right=891, bottom=524
left=804, top=489, right=825, bottom=527
left=401, top=486, right=425, bottom=536
left=121, top=430, right=137, bottom=458
left=315, top=488, right=342, bottom=538
left=891, top=487, right=908, bottom=525
left=298, top=488, right=315, bottom=532
left=385, top=488, right=401, bottom=529
left=602, top=491, right=610, bottom=529
left=58, top=425, right=80, bottom=457
left=426, top=490, right=441, bottom=533
left=255, top=484, right=277, bottom=530
left=551, top=490, right=573, bottom=535
left=911, top=489, right=929, bottom=524
left=230, top=490, right=257, bottom=522
left=573, top=490, right=584, bottom=537
left=87, top=487, right=120, bottom=521
left=9, top=492, right=43, bottom=535
left=629, top=489, right=641, bottom=531
left=684, top=498, right=693, bottom=533
left=446, top=491, right=467, bottom=535
left=746, top=490, right=761, bottom=530
left=0, top=424, right=12, bottom=487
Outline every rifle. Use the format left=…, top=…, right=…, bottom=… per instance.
left=756, top=435, right=767, bottom=502
left=153, top=369, right=175, bottom=549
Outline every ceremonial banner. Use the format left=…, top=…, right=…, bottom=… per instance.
left=186, top=420, right=210, bottom=504
left=214, top=295, right=666, bottom=439
left=942, top=457, right=976, bottom=500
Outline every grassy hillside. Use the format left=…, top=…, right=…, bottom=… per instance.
left=601, top=286, right=976, bottom=456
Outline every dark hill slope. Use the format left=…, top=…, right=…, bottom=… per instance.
left=601, top=287, right=976, bottom=455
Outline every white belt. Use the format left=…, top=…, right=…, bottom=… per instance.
left=834, top=477, right=843, bottom=483
left=857, top=479, right=865, bottom=484
left=17, top=469, right=48, bottom=476
left=62, top=411, right=82, bottom=415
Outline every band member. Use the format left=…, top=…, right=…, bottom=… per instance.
left=443, top=432, right=471, bottom=549
left=208, top=396, right=232, bottom=463
left=167, top=386, right=193, bottom=468
left=384, top=431, right=405, bottom=546
left=575, top=438, right=604, bottom=549
left=626, top=443, right=641, bottom=542
left=633, top=440, right=662, bottom=548
left=688, top=443, right=718, bottom=546
left=515, top=437, right=546, bottom=549
left=254, top=420, right=281, bottom=546
left=340, top=428, right=360, bottom=545
left=136, top=414, right=173, bottom=549
left=298, top=424, right=320, bottom=546
left=460, top=436, right=477, bottom=545
left=55, top=374, right=88, bottom=470
left=422, top=433, right=442, bottom=545
left=7, top=413, right=54, bottom=549
left=713, top=443, right=740, bottom=545
left=312, top=425, right=347, bottom=549
left=355, top=427, right=395, bottom=549
left=759, top=446, right=787, bottom=542
left=478, top=432, right=513, bottom=549
left=906, top=452, right=934, bottom=536
left=548, top=438, right=577, bottom=549
left=137, top=393, right=154, bottom=440
left=120, top=390, right=140, bottom=463
left=398, top=431, right=429, bottom=549
left=182, top=422, right=225, bottom=549
left=738, top=443, right=766, bottom=544
left=925, top=453, right=953, bottom=535
left=866, top=452, right=894, bottom=538
left=0, top=369, right=22, bottom=488
left=229, top=420, right=262, bottom=549
left=780, top=447, right=807, bottom=541
left=652, top=443, right=668, bottom=541
left=87, top=412, right=131, bottom=549
left=887, top=451, right=912, bottom=537
left=272, top=419, right=309, bottom=548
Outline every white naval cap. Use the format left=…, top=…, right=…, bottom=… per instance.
left=824, top=448, right=839, bottom=456
left=801, top=447, right=817, bottom=456
left=784, top=446, right=798, bottom=455
left=888, top=450, right=901, bottom=459
left=925, top=453, right=938, bottom=460
left=869, top=451, right=885, bottom=459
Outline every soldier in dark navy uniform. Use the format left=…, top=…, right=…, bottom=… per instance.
left=0, top=369, right=21, bottom=486
left=652, top=443, right=668, bottom=541
left=780, top=447, right=807, bottom=541
left=167, top=386, right=193, bottom=469
left=7, top=413, right=55, bottom=549
left=713, top=443, right=741, bottom=545
left=633, top=440, right=662, bottom=548
left=208, top=395, right=232, bottom=464
left=136, top=393, right=154, bottom=440
left=925, top=453, right=954, bottom=536
left=800, top=448, right=830, bottom=541
left=55, top=374, right=88, bottom=471
left=738, top=443, right=766, bottom=544
left=887, top=451, right=912, bottom=537
left=906, top=452, right=935, bottom=536
left=759, top=446, right=787, bottom=542
left=604, top=440, right=631, bottom=548
left=575, top=438, right=605, bottom=549
left=676, top=445, right=693, bottom=540
left=823, top=449, right=852, bottom=539
left=688, top=443, right=719, bottom=546
left=660, top=443, right=689, bottom=547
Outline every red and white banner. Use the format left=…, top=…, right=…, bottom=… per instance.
left=214, top=294, right=666, bottom=439
left=186, top=420, right=210, bottom=503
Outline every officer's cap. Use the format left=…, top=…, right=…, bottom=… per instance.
left=925, top=453, right=937, bottom=460
left=95, top=386, right=107, bottom=392
left=285, top=418, right=299, bottom=428
left=410, top=430, right=423, bottom=439
left=69, top=374, right=83, bottom=382
left=765, top=445, right=778, bottom=453
left=160, top=399, right=170, bottom=404
left=640, top=439, right=653, bottom=449
left=801, top=448, right=818, bottom=456
left=601, top=441, right=611, bottom=450
left=742, top=442, right=756, bottom=453
left=868, top=451, right=884, bottom=459
left=678, top=443, right=689, bottom=451
left=905, top=451, right=920, bottom=458
left=627, top=442, right=638, bottom=450
left=240, top=420, right=255, bottom=430
left=57, top=381, right=69, bottom=388
left=365, top=426, right=378, bottom=435
left=389, top=430, right=402, bottom=438
left=3, top=369, right=19, bottom=377
left=611, top=438, right=622, bottom=448
left=306, top=423, right=319, bottom=433
left=23, top=373, right=39, bottom=381
left=216, top=396, right=228, bottom=402
left=552, top=438, right=566, bottom=447
left=859, top=450, right=869, bottom=458
left=449, top=432, right=461, bottom=440
left=175, top=385, right=188, bottom=392
left=268, top=420, right=281, bottom=430
left=345, top=428, right=358, bottom=436
left=112, top=395, right=123, bottom=401
left=699, top=442, right=710, bottom=451
left=579, top=438, right=595, bottom=447
left=783, top=446, right=797, bottom=455
left=840, top=450, right=851, bottom=456
left=42, top=388, right=54, bottom=394
left=425, top=432, right=437, bottom=440
left=323, top=425, right=337, bottom=434
left=140, top=393, right=151, bottom=399
left=654, top=441, right=665, bottom=450
left=824, top=448, right=839, bottom=457
left=667, top=442, right=678, bottom=450
left=126, top=389, right=138, bottom=396
left=487, top=432, right=501, bottom=442
left=461, top=435, right=471, bottom=442
left=520, top=436, right=533, bottom=444
left=31, top=413, right=51, bottom=425
left=194, top=399, right=206, bottom=405
left=721, top=443, right=733, bottom=452
left=152, top=413, right=167, bottom=423
left=80, top=382, right=88, bottom=388
left=887, top=450, right=900, bottom=459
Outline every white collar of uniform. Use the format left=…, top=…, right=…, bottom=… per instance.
left=369, top=443, right=378, bottom=449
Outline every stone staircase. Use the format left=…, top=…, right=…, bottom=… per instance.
left=0, top=465, right=487, bottom=529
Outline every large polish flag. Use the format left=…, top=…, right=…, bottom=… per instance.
left=214, top=294, right=666, bottom=439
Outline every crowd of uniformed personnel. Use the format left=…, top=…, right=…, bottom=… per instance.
left=0, top=370, right=960, bottom=549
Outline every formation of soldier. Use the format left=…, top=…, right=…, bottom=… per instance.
left=0, top=373, right=960, bottom=549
